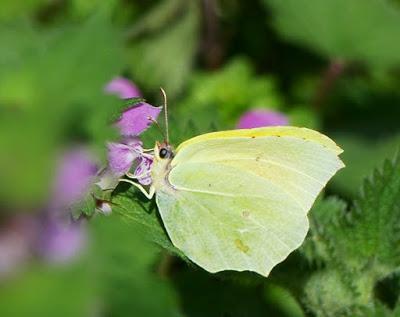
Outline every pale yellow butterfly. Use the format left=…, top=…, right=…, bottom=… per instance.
left=124, top=90, right=344, bottom=277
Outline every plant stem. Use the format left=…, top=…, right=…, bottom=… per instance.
left=201, top=0, right=223, bottom=69
left=157, top=252, right=175, bottom=278
left=313, top=58, right=346, bottom=110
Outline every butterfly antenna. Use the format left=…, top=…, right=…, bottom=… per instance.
left=160, top=87, right=169, bottom=143
left=147, top=116, right=166, bottom=140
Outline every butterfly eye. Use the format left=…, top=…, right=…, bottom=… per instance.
left=159, top=148, right=169, bottom=159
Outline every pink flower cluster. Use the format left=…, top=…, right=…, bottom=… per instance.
left=101, top=77, right=162, bottom=189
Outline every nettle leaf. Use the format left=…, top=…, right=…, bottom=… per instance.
left=301, top=153, right=400, bottom=314
left=300, top=197, right=348, bottom=266
left=74, top=192, right=96, bottom=218
left=111, top=188, right=186, bottom=260
left=264, top=0, right=400, bottom=68
left=304, top=153, right=400, bottom=276
left=303, top=269, right=363, bottom=317
left=332, top=153, right=400, bottom=276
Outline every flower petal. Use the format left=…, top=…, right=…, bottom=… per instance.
left=236, top=109, right=288, bottom=129
left=134, top=155, right=153, bottom=185
left=105, top=76, right=141, bottom=99
left=117, top=103, right=162, bottom=136
left=40, top=218, right=86, bottom=264
left=52, top=149, right=98, bottom=209
left=97, top=201, right=112, bottom=215
left=107, top=141, right=142, bottom=176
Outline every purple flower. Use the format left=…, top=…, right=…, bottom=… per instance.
left=43, top=148, right=97, bottom=263
left=105, top=76, right=141, bottom=99
left=107, top=139, right=142, bottom=176
left=117, top=103, right=162, bottom=137
left=102, top=78, right=160, bottom=198
left=134, top=155, right=154, bottom=186
left=97, top=201, right=112, bottom=215
left=105, top=138, right=154, bottom=186
left=237, top=109, right=288, bottom=129
left=39, top=217, right=87, bottom=264
left=51, top=149, right=98, bottom=210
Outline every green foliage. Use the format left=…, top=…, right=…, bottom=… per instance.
left=331, top=134, right=400, bottom=196
left=0, top=0, right=46, bottom=21
left=90, top=214, right=181, bottom=317
left=176, top=57, right=283, bottom=129
left=127, top=0, right=200, bottom=98
left=333, top=155, right=400, bottom=276
left=0, top=263, right=93, bottom=317
left=264, top=0, right=400, bottom=68
left=0, top=13, right=123, bottom=208
left=299, top=153, right=400, bottom=315
left=112, top=187, right=186, bottom=259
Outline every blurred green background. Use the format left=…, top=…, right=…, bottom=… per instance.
left=1, top=0, right=400, bottom=316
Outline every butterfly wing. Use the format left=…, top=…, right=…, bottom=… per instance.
left=156, top=127, right=344, bottom=276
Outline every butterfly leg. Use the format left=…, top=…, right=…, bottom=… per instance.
left=118, top=179, right=155, bottom=199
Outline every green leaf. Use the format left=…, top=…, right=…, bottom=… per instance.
left=90, top=214, right=182, bottom=317
left=331, top=153, right=400, bottom=276
left=264, top=0, right=400, bottom=68
left=301, top=153, right=400, bottom=314
left=111, top=188, right=186, bottom=260
left=300, top=197, right=348, bottom=266
left=127, top=0, right=200, bottom=98
left=303, top=269, right=362, bottom=317
left=74, top=192, right=96, bottom=217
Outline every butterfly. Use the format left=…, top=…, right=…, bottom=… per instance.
left=122, top=90, right=344, bottom=277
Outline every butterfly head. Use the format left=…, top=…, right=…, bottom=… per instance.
left=154, top=141, right=174, bottom=161
left=151, top=141, right=174, bottom=190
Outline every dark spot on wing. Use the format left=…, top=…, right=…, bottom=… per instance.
left=235, top=239, right=250, bottom=254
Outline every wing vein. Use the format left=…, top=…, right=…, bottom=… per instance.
left=171, top=164, right=307, bottom=213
